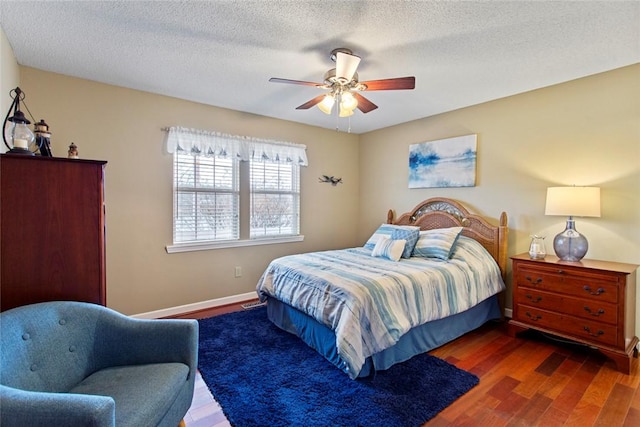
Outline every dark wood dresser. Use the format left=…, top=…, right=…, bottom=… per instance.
left=1, top=154, right=107, bottom=311
left=509, top=253, right=638, bottom=374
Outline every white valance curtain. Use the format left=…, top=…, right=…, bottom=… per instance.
left=165, top=126, right=308, bottom=166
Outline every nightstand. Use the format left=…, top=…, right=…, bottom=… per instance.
left=508, top=253, right=639, bottom=374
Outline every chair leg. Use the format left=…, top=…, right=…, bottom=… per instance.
left=178, top=420, right=186, bottom=427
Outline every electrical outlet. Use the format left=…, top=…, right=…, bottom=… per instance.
left=234, top=266, right=242, bottom=278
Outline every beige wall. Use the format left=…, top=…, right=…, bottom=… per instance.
left=17, top=67, right=361, bottom=315
left=0, top=26, right=20, bottom=154
left=359, top=64, right=640, bottom=327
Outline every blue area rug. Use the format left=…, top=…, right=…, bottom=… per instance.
left=198, top=306, right=478, bottom=427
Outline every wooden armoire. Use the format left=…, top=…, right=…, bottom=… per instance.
left=0, top=154, right=107, bottom=311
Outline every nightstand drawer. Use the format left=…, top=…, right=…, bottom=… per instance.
left=515, top=266, right=618, bottom=303
left=515, top=306, right=619, bottom=347
left=514, top=288, right=618, bottom=325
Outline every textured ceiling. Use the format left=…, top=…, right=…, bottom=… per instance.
left=1, top=1, right=639, bottom=134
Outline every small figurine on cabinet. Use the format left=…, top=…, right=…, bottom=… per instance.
left=68, top=142, right=79, bottom=159
left=34, top=119, right=53, bottom=157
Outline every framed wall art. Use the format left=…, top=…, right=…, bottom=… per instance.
left=408, top=134, right=477, bottom=189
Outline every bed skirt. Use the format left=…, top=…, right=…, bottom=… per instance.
left=266, top=295, right=502, bottom=378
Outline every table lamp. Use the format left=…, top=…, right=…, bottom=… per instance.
left=545, top=186, right=600, bottom=262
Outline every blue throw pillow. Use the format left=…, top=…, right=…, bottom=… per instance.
left=391, top=227, right=420, bottom=258
left=412, top=227, right=464, bottom=260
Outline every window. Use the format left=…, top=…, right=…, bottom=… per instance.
left=165, top=127, right=307, bottom=252
left=174, top=153, right=239, bottom=242
left=250, top=160, right=300, bottom=238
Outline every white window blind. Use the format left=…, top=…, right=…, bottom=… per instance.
left=166, top=127, right=307, bottom=247
left=174, top=152, right=239, bottom=243
left=250, top=160, right=300, bottom=238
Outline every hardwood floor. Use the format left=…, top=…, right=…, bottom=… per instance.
left=184, top=371, right=230, bottom=427
left=180, top=302, right=640, bottom=426
left=427, top=323, right=640, bottom=426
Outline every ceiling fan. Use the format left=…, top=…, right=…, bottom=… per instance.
left=269, top=48, right=415, bottom=117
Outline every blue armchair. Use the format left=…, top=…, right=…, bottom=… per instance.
left=0, top=301, right=198, bottom=427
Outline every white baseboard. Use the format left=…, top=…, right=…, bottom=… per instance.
left=504, top=308, right=513, bottom=318
left=132, top=291, right=258, bottom=319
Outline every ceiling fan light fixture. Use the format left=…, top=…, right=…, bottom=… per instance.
left=270, top=47, right=414, bottom=118
left=317, top=93, right=335, bottom=114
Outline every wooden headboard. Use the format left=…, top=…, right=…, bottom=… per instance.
left=388, top=197, right=508, bottom=281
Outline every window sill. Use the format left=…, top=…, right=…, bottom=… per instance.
left=166, top=235, right=305, bottom=254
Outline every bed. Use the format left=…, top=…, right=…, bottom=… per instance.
left=256, top=197, right=508, bottom=379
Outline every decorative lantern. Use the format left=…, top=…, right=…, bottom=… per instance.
left=3, top=87, right=35, bottom=155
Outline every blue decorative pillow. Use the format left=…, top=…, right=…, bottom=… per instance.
left=412, top=227, right=464, bottom=260
left=364, top=224, right=419, bottom=251
left=371, top=236, right=406, bottom=262
left=391, top=227, right=420, bottom=258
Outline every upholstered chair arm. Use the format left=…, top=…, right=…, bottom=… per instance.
left=95, top=312, right=199, bottom=378
left=0, top=384, right=115, bottom=427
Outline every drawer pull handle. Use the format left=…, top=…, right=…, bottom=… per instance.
left=583, top=306, right=605, bottom=317
left=583, top=326, right=604, bottom=337
left=525, top=276, right=543, bottom=285
left=525, top=294, right=542, bottom=303
left=583, top=286, right=605, bottom=296
left=525, top=311, right=542, bottom=321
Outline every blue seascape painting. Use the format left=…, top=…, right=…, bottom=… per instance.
left=409, top=134, right=477, bottom=188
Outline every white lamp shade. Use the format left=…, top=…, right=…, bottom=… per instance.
left=340, top=92, right=358, bottom=111
left=335, top=52, right=361, bottom=82
left=317, top=94, right=335, bottom=115
left=545, top=187, right=601, bottom=217
left=338, top=106, right=354, bottom=117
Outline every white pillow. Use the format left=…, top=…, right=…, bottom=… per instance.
left=371, top=236, right=406, bottom=262
left=412, top=227, right=464, bottom=260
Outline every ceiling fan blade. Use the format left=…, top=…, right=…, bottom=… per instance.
left=360, top=76, right=416, bottom=91
left=296, top=94, right=326, bottom=110
left=353, top=93, right=378, bottom=113
left=336, top=52, right=361, bottom=82
left=269, top=77, right=323, bottom=87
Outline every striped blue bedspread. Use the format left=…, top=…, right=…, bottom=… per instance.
left=256, top=236, right=505, bottom=378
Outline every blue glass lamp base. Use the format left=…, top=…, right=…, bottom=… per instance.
left=553, top=219, right=588, bottom=262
